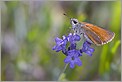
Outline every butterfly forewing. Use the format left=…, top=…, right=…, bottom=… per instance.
left=81, top=22, right=115, bottom=46
left=84, top=28, right=103, bottom=45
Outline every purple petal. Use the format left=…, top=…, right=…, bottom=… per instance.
left=55, top=37, right=63, bottom=44
left=85, top=51, right=93, bottom=56
left=52, top=45, right=62, bottom=52
left=64, top=56, right=71, bottom=63
left=74, top=58, right=82, bottom=66
left=86, top=41, right=92, bottom=45
left=73, top=50, right=81, bottom=57
left=55, top=46, right=62, bottom=52
left=74, top=34, right=81, bottom=41
left=78, top=50, right=82, bottom=56
left=67, top=50, right=74, bottom=56
left=67, top=33, right=81, bottom=44
left=62, top=40, right=67, bottom=46
left=83, top=41, right=91, bottom=47
left=89, top=47, right=95, bottom=52
left=70, top=61, right=75, bottom=68
left=52, top=45, right=56, bottom=50
left=70, top=43, right=76, bottom=50
left=81, top=40, right=95, bottom=56
left=62, top=48, right=67, bottom=54
left=52, top=36, right=68, bottom=52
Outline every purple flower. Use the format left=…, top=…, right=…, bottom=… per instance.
left=52, top=36, right=67, bottom=52
left=81, top=41, right=95, bottom=56
left=64, top=49, right=82, bottom=68
left=67, top=33, right=81, bottom=44
left=52, top=33, right=95, bottom=69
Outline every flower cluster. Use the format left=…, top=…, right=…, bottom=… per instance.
left=52, top=33, right=94, bottom=68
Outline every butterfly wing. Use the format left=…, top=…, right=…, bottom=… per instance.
left=81, top=22, right=115, bottom=46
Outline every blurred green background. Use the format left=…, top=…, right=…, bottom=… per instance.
left=1, top=1, right=121, bottom=81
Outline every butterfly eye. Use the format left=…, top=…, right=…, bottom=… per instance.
left=70, top=18, right=78, bottom=25
left=73, top=20, right=77, bottom=24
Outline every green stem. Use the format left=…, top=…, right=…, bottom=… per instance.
left=57, top=63, right=68, bottom=81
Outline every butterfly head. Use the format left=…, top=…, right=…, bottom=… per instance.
left=70, top=18, right=81, bottom=29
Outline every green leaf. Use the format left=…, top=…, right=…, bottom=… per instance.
left=111, top=40, right=120, bottom=54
